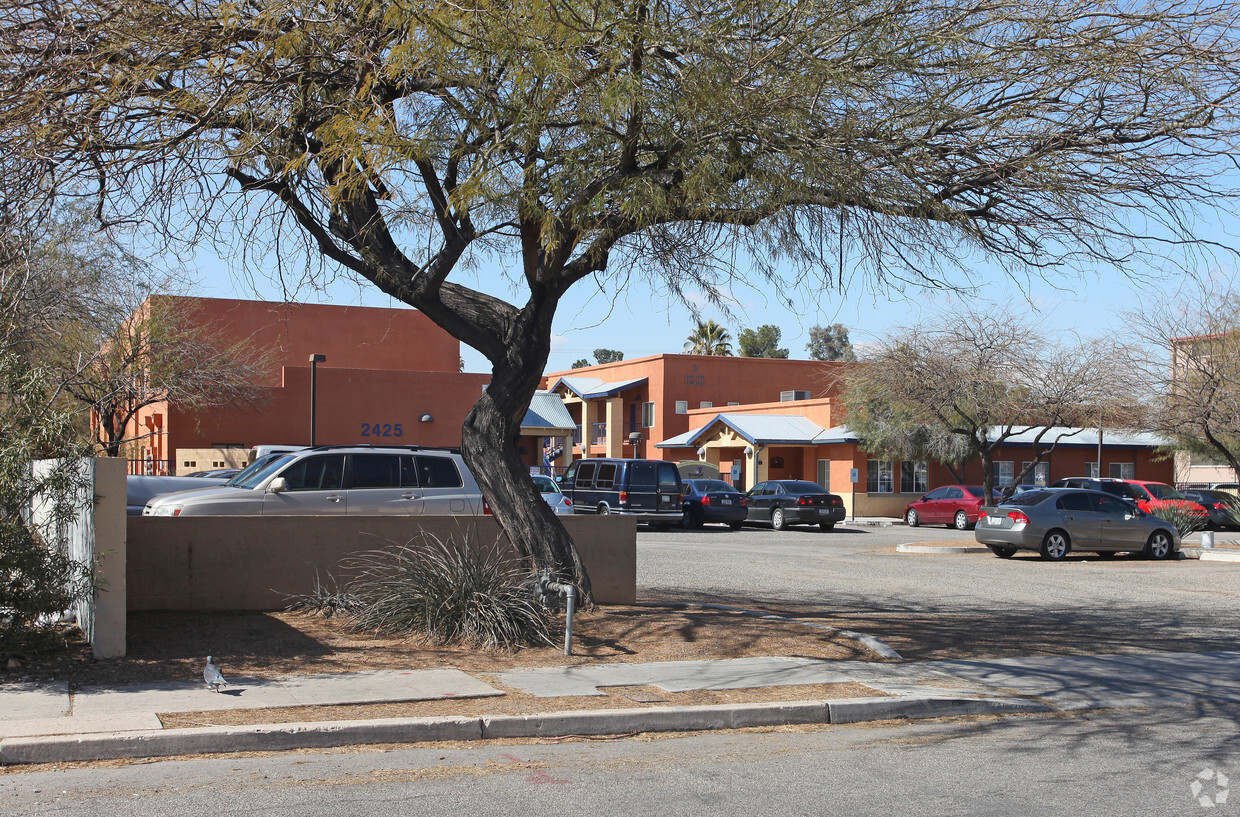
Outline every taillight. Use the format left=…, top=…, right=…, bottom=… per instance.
left=618, top=490, right=628, bottom=505
left=563, top=498, right=571, bottom=507
left=741, top=497, right=748, bottom=507
left=701, top=495, right=712, bottom=506
left=482, top=498, right=492, bottom=515
left=1007, top=510, right=1030, bottom=525
left=798, top=496, right=811, bottom=506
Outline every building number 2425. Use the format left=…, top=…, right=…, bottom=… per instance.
left=360, top=423, right=404, bottom=438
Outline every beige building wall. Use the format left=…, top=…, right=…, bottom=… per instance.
left=127, top=515, right=636, bottom=610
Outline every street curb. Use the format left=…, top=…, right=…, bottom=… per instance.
left=896, top=544, right=990, bottom=554
left=1184, top=547, right=1240, bottom=562
left=0, top=696, right=1049, bottom=766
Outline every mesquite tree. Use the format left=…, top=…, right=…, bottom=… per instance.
left=6, top=0, right=1240, bottom=596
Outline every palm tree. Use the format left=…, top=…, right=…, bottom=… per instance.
left=684, top=319, right=733, bottom=356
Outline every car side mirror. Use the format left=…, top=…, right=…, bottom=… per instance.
left=266, top=476, right=288, bottom=494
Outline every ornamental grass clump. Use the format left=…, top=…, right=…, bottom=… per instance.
left=342, top=531, right=554, bottom=650
left=1149, top=504, right=1208, bottom=538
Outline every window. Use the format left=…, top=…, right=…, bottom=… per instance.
left=572, top=462, right=595, bottom=487
left=1022, top=461, right=1050, bottom=486
left=628, top=462, right=657, bottom=487
left=351, top=454, right=402, bottom=489
left=1095, top=494, right=1134, bottom=515
left=945, top=486, right=963, bottom=499
left=1109, top=462, right=1135, bottom=480
left=595, top=463, right=617, bottom=488
left=675, top=401, right=688, bottom=414
left=817, top=460, right=831, bottom=492
left=923, top=487, right=949, bottom=501
left=414, top=456, right=463, bottom=488
left=995, top=461, right=1014, bottom=487
left=280, top=455, right=345, bottom=491
left=699, top=401, right=713, bottom=409
left=1086, top=462, right=1100, bottom=478
left=900, top=461, right=928, bottom=493
left=727, top=402, right=740, bottom=406
left=657, top=462, right=679, bottom=488
left=642, top=402, right=655, bottom=428
left=866, top=460, right=893, bottom=493
left=1057, top=492, right=1092, bottom=512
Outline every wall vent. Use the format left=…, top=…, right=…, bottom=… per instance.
left=779, top=390, right=811, bottom=402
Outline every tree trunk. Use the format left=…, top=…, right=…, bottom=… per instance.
left=456, top=312, right=594, bottom=603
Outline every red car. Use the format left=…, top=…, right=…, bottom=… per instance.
left=1121, top=480, right=1209, bottom=521
left=904, top=485, right=986, bottom=530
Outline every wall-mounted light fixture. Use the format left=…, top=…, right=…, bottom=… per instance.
left=420, top=414, right=434, bottom=422
left=744, top=446, right=754, bottom=457
left=696, top=447, right=707, bottom=460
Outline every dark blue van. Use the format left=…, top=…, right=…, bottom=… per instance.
left=559, top=459, right=684, bottom=526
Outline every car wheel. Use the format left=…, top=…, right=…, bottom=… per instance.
left=683, top=506, right=704, bottom=530
left=905, top=508, right=920, bottom=527
left=1040, top=530, right=1070, bottom=560
left=954, top=510, right=972, bottom=531
left=819, top=521, right=835, bottom=531
left=771, top=507, right=787, bottom=531
left=728, top=521, right=744, bottom=530
left=988, top=545, right=1017, bottom=559
left=597, top=503, right=611, bottom=515
left=1144, top=530, right=1175, bottom=560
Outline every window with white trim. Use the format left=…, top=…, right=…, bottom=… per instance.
left=674, top=400, right=688, bottom=414
left=1109, top=462, right=1135, bottom=480
left=1086, top=461, right=1100, bottom=478
left=642, top=401, right=655, bottom=428
left=1021, top=461, right=1050, bottom=485
left=867, top=459, right=894, bottom=493
left=900, top=461, right=928, bottom=493
left=699, top=401, right=713, bottom=409
left=996, top=461, right=1014, bottom=487
left=817, top=459, right=831, bottom=491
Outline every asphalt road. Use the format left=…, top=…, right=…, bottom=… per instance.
left=637, top=522, right=1240, bottom=660
left=4, top=705, right=1236, bottom=816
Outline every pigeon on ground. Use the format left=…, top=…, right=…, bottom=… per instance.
left=204, top=656, right=229, bottom=692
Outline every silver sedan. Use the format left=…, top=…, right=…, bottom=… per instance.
left=532, top=474, right=574, bottom=515
left=975, top=488, right=1180, bottom=560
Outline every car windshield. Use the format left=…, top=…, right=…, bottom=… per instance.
left=1143, top=483, right=1186, bottom=500
left=226, top=453, right=296, bottom=489
left=691, top=480, right=736, bottom=492
left=1000, top=490, right=1055, bottom=506
left=781, top=481, right=825, bottom=494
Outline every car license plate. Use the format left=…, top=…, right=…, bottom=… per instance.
left=720, top=499, right=732, bottom=505
left=987, top=515, right=1002, bottom=525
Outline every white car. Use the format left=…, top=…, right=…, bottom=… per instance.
left=533, top=474, right=574, bottom=515
left=143, top=446, right=483, bottom=516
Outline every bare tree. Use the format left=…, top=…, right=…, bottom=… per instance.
left=5, top=0, right=1240, bottom=594
left=840, top=312, right=1123, bottom=502
left=58, top=293, right=272, bottom=458
left=1128, top=286, right=1240, bottom=482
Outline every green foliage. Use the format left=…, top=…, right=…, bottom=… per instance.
left=684, top=320, right=733, bottom=356
left=1148, top=505, right=1208, bottom=537
left=570, top=359, right=590, bottom=369
left=1217, top=493, right=1240, bottom=528
left=340, top=531, right=554, bottom=649
left=738, top=325, right=789, bottom=358
left=593, top=348, right=624, bottom=364
left=807, top=325, right=857, bottom=362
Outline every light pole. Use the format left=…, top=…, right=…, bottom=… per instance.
left=309, top=353, right=326, bottom=446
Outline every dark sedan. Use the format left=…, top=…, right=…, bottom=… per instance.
left=681, top=479, right=748, bottom=529
left=745, top=480, right=846, bottom=531
left=1179, top=488, right=1240, bottom=531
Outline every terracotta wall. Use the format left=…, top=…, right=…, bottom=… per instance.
left=127, top=515, right=637, bottom=609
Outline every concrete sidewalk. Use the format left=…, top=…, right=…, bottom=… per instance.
left=4, top=650, right=1240, bottom=765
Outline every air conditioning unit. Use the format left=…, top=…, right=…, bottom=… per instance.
left=780, top=390, right=811, bottom=402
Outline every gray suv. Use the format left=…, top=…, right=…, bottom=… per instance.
left=143, top=446, right=483, bottom=516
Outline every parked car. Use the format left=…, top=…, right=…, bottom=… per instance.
left=144, top=446, right=483, bottom=516
left=976, top=488, right=1180, bottom=560
left=185, top=468, right=241, bottom=479
left=1049, top=477, right=1208, bottom=522
left=557, top=458, right=684, bottom=526
left=1210, top=482, right=1239, bottom=491
left=1178, top=488, right=1240, bottom=530
left=532, top=473, right=573, bottom=516
left=126, top=474, right=230, bottom=516
left=681, top=479, right=748, bottom=530
left=745, top=480, right=845, bottom=531
left=904, top=485, right=986, bottom=530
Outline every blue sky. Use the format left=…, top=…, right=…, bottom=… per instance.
left=186, top=207, right=1240, bottom=376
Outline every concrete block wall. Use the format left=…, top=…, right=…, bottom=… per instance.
left=126, top=515, right=636, bottom=610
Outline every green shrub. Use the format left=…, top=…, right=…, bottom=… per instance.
left=340, top=531, right=554, bottom=650
left=1148, top=504, right=1208, bottom=537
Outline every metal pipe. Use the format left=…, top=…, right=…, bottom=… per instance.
left=562, top=584, right=575, bottom=655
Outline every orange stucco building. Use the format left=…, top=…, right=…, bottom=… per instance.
left=124, top=296, right=572, bottom=474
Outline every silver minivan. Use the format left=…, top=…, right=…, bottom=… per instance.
left=143, top=446, right=483, bottom=516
